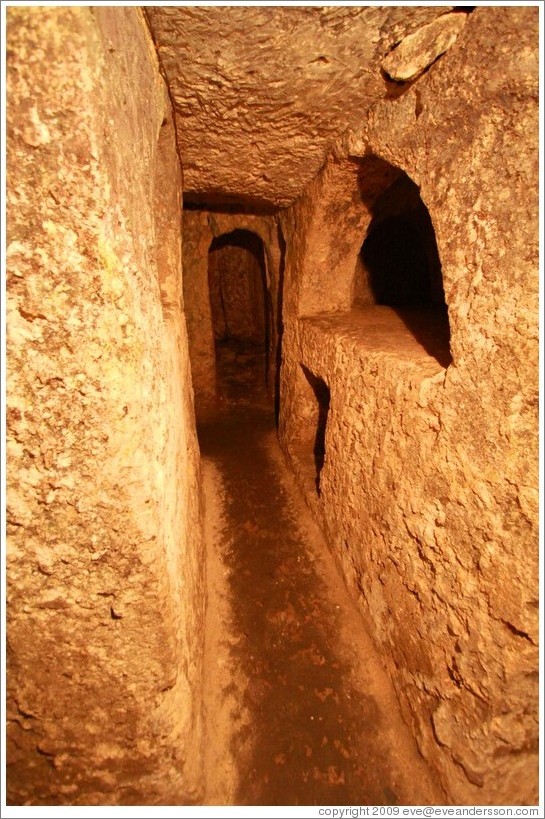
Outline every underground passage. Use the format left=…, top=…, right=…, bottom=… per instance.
left=208, top=229, right=271, bottom=404
left=5, top=4, right=539, bottom=812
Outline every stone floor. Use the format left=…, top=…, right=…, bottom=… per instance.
left=197, top=340, right=442, bottom=806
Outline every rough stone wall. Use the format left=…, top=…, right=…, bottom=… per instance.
left=6, top=7, right=204, bottom=805
left=182, top=211, right=281, bottom=414
left=278, top=7, right=538, bottom=806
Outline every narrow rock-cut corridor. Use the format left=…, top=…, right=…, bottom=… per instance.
left=198, top=356, right=440, bottom=806
left=6, top=5, right=538, bottom=808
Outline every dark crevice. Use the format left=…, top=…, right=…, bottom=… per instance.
left=381, top=67, right=411, bottom=100
left=301, top=366, right=330, bottom=497
left=501, top=620, right=535, bottom=645
left=184, top=198, right=279, bottom=217
left=414, top=90, right=424, bottom=118
left=274, top=222, right=286, bottom=426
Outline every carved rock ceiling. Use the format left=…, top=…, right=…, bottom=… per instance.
left=146, top=5, right=454, bottom=210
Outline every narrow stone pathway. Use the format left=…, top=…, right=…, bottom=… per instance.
left=198, top=343, right=441, bottom=807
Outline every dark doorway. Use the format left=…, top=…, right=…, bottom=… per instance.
left=208, top=230, right=270, bottom=404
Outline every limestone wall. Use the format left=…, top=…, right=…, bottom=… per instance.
left=6, top=7, right=204, bottom=805
left=278, top=7, right=538, bottom=805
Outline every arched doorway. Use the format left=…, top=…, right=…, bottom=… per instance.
left=208, top=229, right=271, bottom=403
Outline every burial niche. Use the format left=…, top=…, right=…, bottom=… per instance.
left=354, top=167, right=452, bottom=367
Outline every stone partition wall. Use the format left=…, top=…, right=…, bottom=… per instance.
left=182, top=211, right=281, bottom=414
left=6, top=7, right=204, bottom=805
left=278, top=6, right=538, bottom=805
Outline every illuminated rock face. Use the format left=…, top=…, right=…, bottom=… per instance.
left=276, top=7, right=539, bottom=805
left=6, top=3, right=539, bottom=809
left=6, top=7, right=204, bottom=806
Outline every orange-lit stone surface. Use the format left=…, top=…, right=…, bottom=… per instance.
left=277, top=7, right=538, bottom=804
left=6, top=3, right=538, bottom=809
left=7, top=7, right=204, bottom=805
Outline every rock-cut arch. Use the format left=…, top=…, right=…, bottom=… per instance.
left=207, top=229, right=272, bottom=399
left=296, top=153, right=451, bottom=368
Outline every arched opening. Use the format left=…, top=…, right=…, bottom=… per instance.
left=208, top=229, right=270, bottom=403
left=354, top=166, right=452, bottom=367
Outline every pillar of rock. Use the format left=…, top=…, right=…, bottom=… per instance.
left=6, top=6, right=204, bottom=805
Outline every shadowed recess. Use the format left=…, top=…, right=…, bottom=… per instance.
left=301, top=366, right=331, bottom=496
left=208, top=229, right=271, bottom=401
left=356, top=165, right=452, bottom=368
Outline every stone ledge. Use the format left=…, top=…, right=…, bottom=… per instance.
left=300, top=305, right=451, bottom=372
